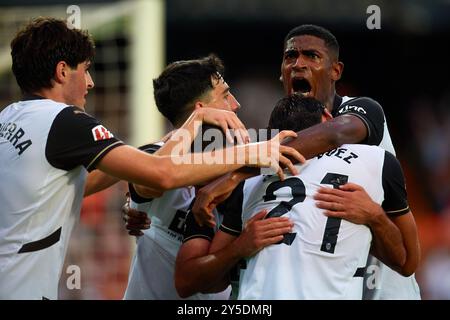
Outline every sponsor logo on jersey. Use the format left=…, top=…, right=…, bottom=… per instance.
left=338, top=105, right=367, bottom=115
left=91, top=125, right=114, bottom=141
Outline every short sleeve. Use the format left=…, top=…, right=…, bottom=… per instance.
left=45, top=106, right=123, bottom=172
left=219, top=181, right=245, bottom=236
left=381, top=151, right=410, bottom=217
left=128, top=143, right=162, bottom=204
left=182, top=206, right=216, bottom=243
left=334, top=97, right=385, bottom=146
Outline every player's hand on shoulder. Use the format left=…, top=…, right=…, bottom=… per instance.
left=314, top=182, right=383, bottom=225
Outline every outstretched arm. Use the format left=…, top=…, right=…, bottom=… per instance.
left=286, top=96, right=387, bottom=160
left=285, top=114, right=367, bottom=160
left=97, top=128, right=302, bottom=192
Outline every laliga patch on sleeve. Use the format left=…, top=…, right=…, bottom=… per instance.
left=91, top=125, right=114, bottom=141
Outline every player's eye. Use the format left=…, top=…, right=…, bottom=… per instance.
left=284, top=50, right=298, bottom=60
left=304, top=51, right=319, bottom=59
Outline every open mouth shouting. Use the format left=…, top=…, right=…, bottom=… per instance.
left=292, top=78, right=313, bottom=97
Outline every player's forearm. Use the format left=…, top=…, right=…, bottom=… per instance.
left=97, top=145, right=242, bottom=191
left=84, top=170, right=120, bottom=197
left=175, top=242, right=242, bottom=298
left=369, top=210, right=407, bottom=273
left=284, top=115, right=367, bottom=160
left=166, top=142, right=269, bottom=189
left=159, top=111, right=204, bottom=157
left=390, top=212, right=421, bottom=276
left=132, top=184, right=163, bottom=198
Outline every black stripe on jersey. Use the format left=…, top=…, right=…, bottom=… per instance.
left=219, top=224, right=241, bottom=236
left=46, top=106, right=123, bottom=172
left=139, top=143, right=162, bottom=154
left=218, top=181, right=245, bottom=235
left=183, top=234, right=213, bottom=243
left=86, top=141, right=123, bottom=171
left=182, top=210, right=215, bottom=243
left=332, top=96, right=385, bottom=146
left=381, top=151, right=410, bottom=217
left=386, top=206, right=410, bottom=217
left=128, top=143, right=162, bottom=204
left=18, top=227, right=61, bottom=253
left=353, top=267, right=366, bottom=277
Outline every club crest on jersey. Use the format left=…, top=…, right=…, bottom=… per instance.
left=92, top=125, right=114, bottom=141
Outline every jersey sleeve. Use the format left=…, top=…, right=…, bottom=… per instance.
left=182, top=204, right=215, bottom=243
left=381, top=151, right=410, bottom=217
left=45, top=106, right=123, bottom=172
left=219, top=181, right=245, bottom=236
left=335, top=97, right=385, bottom=146
left=128, top=143, right=162, bottom=204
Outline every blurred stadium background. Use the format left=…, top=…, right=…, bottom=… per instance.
left=0, top=0, right=449, bottom=299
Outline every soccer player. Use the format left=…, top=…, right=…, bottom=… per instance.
left=123, top=55, right=248, bottom=299
left=176, top=95, right=418, bottom=299
left=192, top=24, right=421, bottom=299
left=0, top=18, right=302, bottom=299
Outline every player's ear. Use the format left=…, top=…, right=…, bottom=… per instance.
left=193, top=101, right=204, bottom=110
left=322, top=109, right=333, bottom=122
left=331, top=61, right=344, bottom=81
left=54, top=61, right=67, bottom=84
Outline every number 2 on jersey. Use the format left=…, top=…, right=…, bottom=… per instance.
left=262, top=173, right=348, bottom=253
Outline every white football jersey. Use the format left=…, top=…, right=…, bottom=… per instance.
left=220, top=144, right=409, bottom=299
left=124, top=144, right=230, bottom=300
left=334, top=96, right=420, bottom=300
left=0, top=97, right=122, bottom=299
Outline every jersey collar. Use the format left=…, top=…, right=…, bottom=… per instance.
left=22, top=93, right=46, bottom=101
left=331, top=94, right=343, bottom=115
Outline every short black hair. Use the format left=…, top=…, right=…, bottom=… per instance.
left=153, top=54, right=225, bottom=126
left=284, top=24, right=339, bottom=59
left=268, top=95, right=325, bottom=132
left=11, top=17, right=95, bottom=95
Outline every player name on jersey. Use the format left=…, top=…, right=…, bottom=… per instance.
left=317, top=147, right=359, bottom=164
left=0, top=122, right=32, bottom=155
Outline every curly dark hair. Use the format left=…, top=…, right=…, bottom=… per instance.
left=11, top=17, right=95, bottom=95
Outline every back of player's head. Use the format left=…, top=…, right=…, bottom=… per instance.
left=11, top=17, right=95, bottom=95
left=268, top=94, right=325, bottom=132
left=284, top=24, right=339, bottom=60
left=153, top=54, right=225, bottom=127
